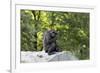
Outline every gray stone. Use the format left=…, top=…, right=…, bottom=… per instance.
left=21, top=51, right=78, bottom=63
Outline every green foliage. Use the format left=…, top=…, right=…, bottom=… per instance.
left=21, top=10, right=89, bottom=60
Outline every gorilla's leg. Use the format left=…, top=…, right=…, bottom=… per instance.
left=55, top=45, right=61, bottom=52
left=48, top=43, right=56, bottom=55
left=55, top=46, right=62, bottom=52
left=48, top=48, right=56, bottom=55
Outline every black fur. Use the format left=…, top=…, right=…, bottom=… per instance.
left=43, top=30, right=60, bottom=55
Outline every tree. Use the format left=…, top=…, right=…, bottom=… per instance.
left=21, top=10, right=89, bottom=60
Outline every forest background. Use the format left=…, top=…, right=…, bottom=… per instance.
left=21, top=10, right=89, bottom=60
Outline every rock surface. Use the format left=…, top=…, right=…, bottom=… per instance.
left=21, top=51, right=78, bottom=63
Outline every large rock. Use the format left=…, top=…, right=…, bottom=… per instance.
left=48, top=51, right=78, bottom=61
left=21, top=51, right=78, bottom=63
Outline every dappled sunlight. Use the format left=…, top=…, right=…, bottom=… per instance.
left=21, top=10, right=89, bottom=60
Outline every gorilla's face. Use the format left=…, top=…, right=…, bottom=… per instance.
left=49, top=30, right=57, bottom=38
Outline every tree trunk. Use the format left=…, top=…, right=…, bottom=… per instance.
left=31, top=11, right=41, bottom=51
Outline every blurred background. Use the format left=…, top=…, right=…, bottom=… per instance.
left=21, top=10, right=89, bottom=60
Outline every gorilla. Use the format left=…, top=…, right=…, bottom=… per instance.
left=43, top=30, right=61, bottom=55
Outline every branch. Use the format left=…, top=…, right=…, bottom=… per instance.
left=32, top=11, right=36, bottom=20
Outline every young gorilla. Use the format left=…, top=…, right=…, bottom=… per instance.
left=43, top=30, right=61, bottom=55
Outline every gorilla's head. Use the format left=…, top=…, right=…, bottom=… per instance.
left=49, top=30, right=57, bottom=38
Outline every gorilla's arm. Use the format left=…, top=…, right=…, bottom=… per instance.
left=43, top=31, right=56, bottom=44
left=46, top=35, right=56, bottom=44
